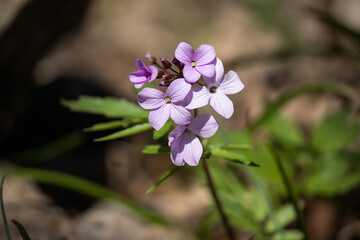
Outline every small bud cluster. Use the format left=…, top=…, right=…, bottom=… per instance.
left=129, top=42, right=244, bottom=166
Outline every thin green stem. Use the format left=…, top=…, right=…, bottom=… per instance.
left=269, top=144, right=309, bottom=240
left=1, top=175, right=12, bottom=240
left=202, top=158, right=235, bottom=240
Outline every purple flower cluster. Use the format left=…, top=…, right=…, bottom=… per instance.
left=129, top=42, right=244, bottom=166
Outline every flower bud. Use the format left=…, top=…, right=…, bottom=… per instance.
left=172, top=57, right=181, bottom=66
left=160, top=57, right=172, bottom=70
left=157, top=71, right=165, bottom=78
left=163, top=73, right=173, bottom=80
left=159, top=79, right=171, bottom=87
left=146, top=52, right=157, bottom=64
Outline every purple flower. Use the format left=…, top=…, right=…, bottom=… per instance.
left=168, top=114, right=219, bottom=166
left=138, top=78, right=193, bottom=130
left=185, top=58, right=244, bottom=119
left=175, top=42, right=216, bottom=83
left=129, top=58, right=158, bottom=89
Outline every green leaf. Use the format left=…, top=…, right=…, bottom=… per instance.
left=153, top=121, right=173, bottom=140
left=146, top=167, right=182, bottom=194
left=84, top=119, right=144, bottom=132
left=265, top=204, right=296, bottom=232
left=4, top=168, right=167, bottom=225
left=217, top=144, right=256, bottom=151
left=312, top=109, right=360, bottom=153
left=94, top=123, right=152, bottom=142
left=11, top=220, right=31, bottom=240
left=0, top=175, right=11, bottom=240
left=142, top=145, right=170, bottom=154
left=264, top=112, right=304, bottom=146
left=210, top=148, right=253, bottom=165
left=61, top=96, right=148, bottom=119
left=271, top=230, right=303, bottom=240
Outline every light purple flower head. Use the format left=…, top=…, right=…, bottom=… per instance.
left=129, top=58, right=158, bottom=89
left=185, top=58, right=244, bottom=119
left=168, top=114, right=219, bottom=166
left=175, top=42, right=216, bottom=83
left=137, top=78, right=193, bottom=130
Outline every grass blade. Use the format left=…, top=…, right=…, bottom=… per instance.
left=146, top=167, right=182, bottom=194
left=11, top=220, right=31, bottom=240
left=0, top=175, right=11, bottom=240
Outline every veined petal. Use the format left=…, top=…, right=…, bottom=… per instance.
left=129, top=70, right=148, bottom=83
left=166, top=78, right=191, bottom=102
left=196, top=64, right=215, bottom=78
left=148, top=65, right=159, bottom=82
left=168, top=125, right=187, bottom=146
left=170, top=137, right=186, bottom=166
left=137, top=88, right=165, bottom=109
left=183, top=64, right=201, bottom=83
left=193, top=44, right=216, bottom=65
left=135, top=58, right=147, bottom=71
left=182, top=134, right=203, bottom=166
left=184, top=86, right=210, bottom=109
left=149, top=104, right=171, bottom=130
left=218, top=71, right=244, bottom=95
left=175, top=42, right=194, bottom=64
left=210, top=93, right=234, bottom=119
left=188, top=114, right=219, bottom=138
left=170, top=103, right=193, bottom=125
left=204, top=58, right=224, bottom=87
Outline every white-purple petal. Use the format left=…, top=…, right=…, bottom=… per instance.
left=129, top=70, right=148, bottom=84
left=148, top=65, right=159, bottom=82
left=204, top=58, right=224, bottom=87
left=188, top=114, right=219, bottom=138
left=175, top=42, right=194, bottom=64
left=170, top=137, right=186, bottom=166
left=210, top=93, right=234, bottom=119
left=137, top=88, right=165, bottom=109
left=148, top=104, right=171, bottom=130
left=181, top=134, right=203, bottom=166
left=184, top=86, right=210, bottom=109
left=196, top=64, right=215, bottom=78
left=183, top=64, right=201, bottom=83
left=135, top=58, right=148, bottom=71
left=217, top=71, right=244, bottom=95
left=193, top=44, right=216, bottom=66
left=168, top=125, right=187, bottom=146
left=170, top=103, right=193, bottom=125
left=166, top=78, right=191, bottom=102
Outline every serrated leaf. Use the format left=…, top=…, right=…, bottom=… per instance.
left=146, top=167, right=182, bottom=194
left=142, top=145, right=170, bottom=154
left=61, top=96, right=148, bottom=119
left=210, top=148, right=253, bottom=165
left=84, top=119, right=144, bottom=132
left=12, top=220, right=31, bottom=240
left=153, top=121, right=173, bottom=140
left=94, top=123, right=152, bottom=142
left=312, top=109, right=360, bottom=153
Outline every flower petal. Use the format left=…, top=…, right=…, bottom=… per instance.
left=182, top=134, right=203, bottom=166
left=135, top=58, right=147, bottom=71
left=148, top=104, right=171, bottom=130
left=217, top=70, right=244, bottom=95
left=175, top=42, right=194, bottom=64
left=129, top=70, right=148, bottom=84
left=148, top=65, right=159, bottom=82
left=210, top=93, right=234, bottom=119
left=170, top=137, right=186, bottom=166
left=183, top=64, right=201, bottom=83
left=166, top=78, right=191, bottom=102
left=188, top=114, right=219, bottom=138
left=196, top=64, right=215, bottom=78
left=193, top=44, right=216, bottom=65
left=170, top=103, right=193, bottom=125
left=184, top=86, right=210, bottom=109
left=204, top=58, right=224, bottom=87
left=137, top=88, right=165, bottom=109
left=168, top=125, right=187, bottom=146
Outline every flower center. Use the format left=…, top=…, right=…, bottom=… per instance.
left=209, top=86, right=217, bottom=93
left=191, top=61, right=197, bottom=68
left=164, top=96, right=171, bottom=104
